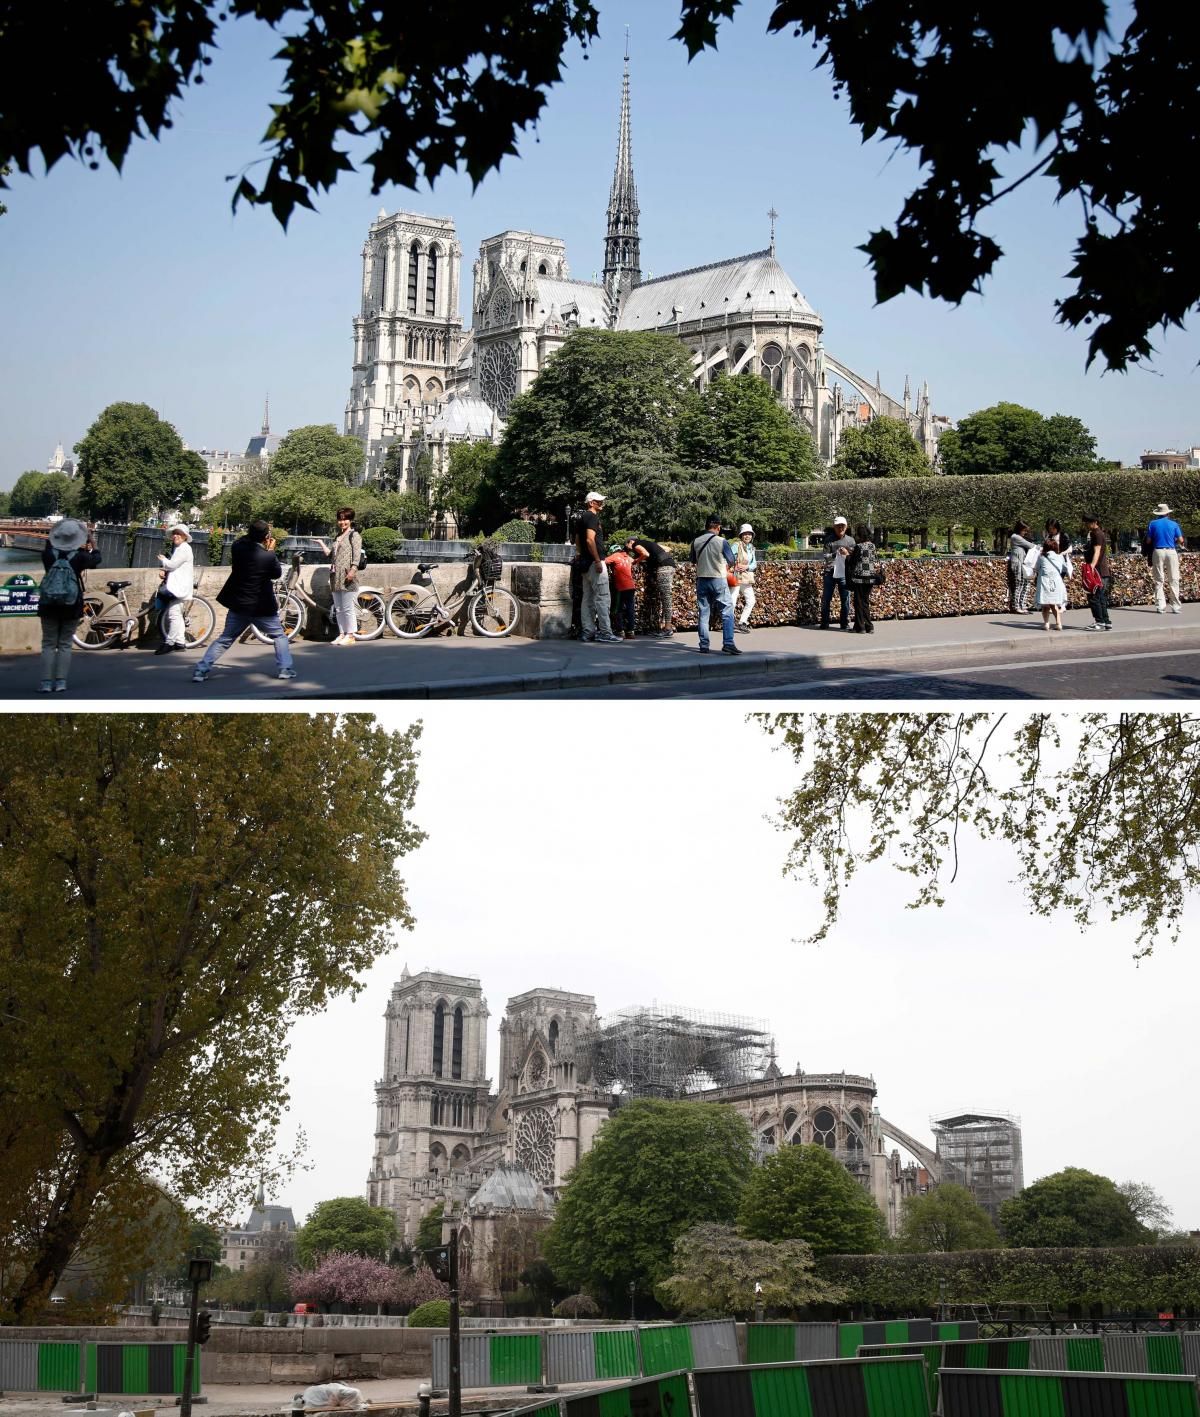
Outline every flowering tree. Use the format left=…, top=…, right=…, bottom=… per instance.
left=289, top=1253, right=459, bottom=1311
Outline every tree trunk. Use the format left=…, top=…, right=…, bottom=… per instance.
left=11, top=1151, right=106, bottom=1321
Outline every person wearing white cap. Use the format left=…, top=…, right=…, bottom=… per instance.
left=1144, top=502, right=1185, bottom=613
left=730, top=524, right=758, bottom=634
left=820, top=516, right=855, bottom=629
left=155, top=524, right=195, bottom=654
left=35, top=518, right=101, bottom=692
left=575, top=491, right=622, bottom=643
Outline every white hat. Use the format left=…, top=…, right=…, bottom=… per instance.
left=832, top=514, right=848, bottom=526
left=1152, top=503, right=1173, bottom=516
left=584, top=490, right=606, bottom=504
left=48, top=518, right=88, bottom=551
left=169, top=523, right=192, bottom=540
left=739, top=523, right=754, bottom=535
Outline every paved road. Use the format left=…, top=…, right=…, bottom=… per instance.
left=2, top=605, right=1196, bottom=701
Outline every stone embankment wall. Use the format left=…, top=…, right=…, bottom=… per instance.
left=1, top=553, right=1194, bottom=652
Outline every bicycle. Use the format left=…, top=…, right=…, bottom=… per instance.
left=73, top=579, right=217, bottom=650
left=384, top=559, right=519, bottom=639
left=247, top=553, right=387, bottom=643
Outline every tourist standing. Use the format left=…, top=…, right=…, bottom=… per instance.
left=690, top=515, right=740, bottom=655
left=1034, top=538, right=1070, bottom=631
left=1144, top=501, right=1185, bottom=614
left=626, top=536, right=676, bottom=637
left=1007, top=522, right=1036, bottom=611
left=820, top=515, right=854, bottom=629
left=155, top=524, right=195, bottom=654
left=605, top=543, right=638, bottom=639
left=317, top=506, right=363, bottom=644
left=730, top=523, right=758, bottom=634
left=192, top=519, right=297, bottom=681
left=846, top=525, right=879, bottom=634
left=36, top=518, right=101, bottom=693
left=1081, top=512, right=1114, bottom=630
left=576, top=491, right=621, bottom=643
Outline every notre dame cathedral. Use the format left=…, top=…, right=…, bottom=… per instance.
left=344, top=56, right=939, bottom=490
left=365, top=969, right=1017, bottom=1302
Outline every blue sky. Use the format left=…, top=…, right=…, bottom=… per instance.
left=1, top=0, right=1195, bottom=487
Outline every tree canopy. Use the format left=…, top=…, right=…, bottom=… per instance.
left=269, top=424, right=366, bottom=483
left=832, top=417, right=932, bottom=480
left=74, top=403, right=206, bottom=521
left=2, top=2, right=1189, bottom=366
left=938, top=403, right=1104, bottom=476
left=295, top=1197, right=397, bottom=1267
left=543, top=1098, right=754, bottom=1310
left=492, top=330, right=697, bottom=514
left=414, top=1202, right=445, bottom=1256
left=1000, top=1168, right=1149, bottom=1248
left=657, top=1223, right=843, bottom=1316
left=0, top=714, right=423, bottom=1322
left=603, top=453, right=743, bottom=542
left=896, top=1184, right=1000, bottom=1253
left=738, top=1144, right=885, bottom=1257
left=8, top=470, right=82, bottom=518
left=757, top=711, right=1200, bottom=952
left=430, top=441, right=503, bottom=536
left=1117, top=1181, right=1173, bottom=1238
left=677, top=372, right=821, bottom=487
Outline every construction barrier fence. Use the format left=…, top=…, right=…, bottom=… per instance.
left=562, top=1372, right=691, bottom=1417
left=940, top=1367, right=1200, bottom=1417
left=692, top=1356, right=931, bottom=1417
left=0, top=1341, right=198, bottom=1397
left=746, top=1319, right=970, bottom=1364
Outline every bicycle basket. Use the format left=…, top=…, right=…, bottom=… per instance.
left=477, top=542, right=503, bottom=583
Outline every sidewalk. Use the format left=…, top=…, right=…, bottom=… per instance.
left=1, top=604, right=1196, bottom=700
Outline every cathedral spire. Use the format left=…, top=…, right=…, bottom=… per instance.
left=603, top=41, right=641, bottom=306
left=261, top=396, right=270, bottom=436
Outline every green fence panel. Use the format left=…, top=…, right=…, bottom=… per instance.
left=173, top=1345, right=202, bottom=1395
left=838, top=1325, right=864, bottom=1360
left=593, top=1329, right=640, bottom=1380
left=749, top=1364, right=814, bottom=1417
left=489, top=1334, right=541, bottom=1387
left=748, top=1326, right=798, bottom=1365
left=38, top=1343, right=80, bottom=1393
left=934, top=1324, right=960, bottom=1342
left=637, top=1327, right=694, bottom=1377
left=1146, top=1335, right=1185, bottom=1376
left=1066, top=1337, right=1105, bottom=1371
left=591, top=1375, right=689, bottom=1417
left=999, top=1372, right=1067, bottom=1416
left=121, top=1345, right=149, bottom=1395
left=1123, top=1375, right=1200, bottom=1417
left=885, top=1322, right=911, bottom=1346
left=860, top=1358, right=931, bottom=1417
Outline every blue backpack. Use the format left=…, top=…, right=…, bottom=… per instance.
left=39, top=551, right=80, bottom=608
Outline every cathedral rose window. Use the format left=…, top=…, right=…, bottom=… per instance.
left=528, top=1050, right=546, bottom=1087
left=481, top=341, right=518, bottom=416
left=516, top=1106, right=556, bottom=1184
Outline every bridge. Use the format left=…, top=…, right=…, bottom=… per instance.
left=0, top=520, right=54, bottom=551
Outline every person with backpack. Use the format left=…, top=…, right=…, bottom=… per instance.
left=155, top=523, right=195, bottom=654
left=1007, top=521, right=1037, bottom=612
left=192, top=519, right=296, bottom=682
left=1080, top=512, right=1113, bottom=630
left=729, top=523, right=758, bottom=634
left=625, top=535, right=676, bottom=637
left=846, top=525, right=880, bottom=634
left=604, top=542, right=638, bottom=639
left=317, top=506, right=364, bottom=644
left=36, top=518, right=101, bottom=692
left=1033, top=536, right=1071, bottom=631
left=689, top=514, right=740, bottom=655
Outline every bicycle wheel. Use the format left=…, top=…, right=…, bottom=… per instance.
left=385, top=587, right=437, bottom=639
left=73, top=596, right=124, bottom=649
left=352, top=589, right=386, bottom=640
left=159, top=596, right=217, bottom=648
left=250, top=594, right=304, bottom=643
left=469, top=585, right=519, bottom=638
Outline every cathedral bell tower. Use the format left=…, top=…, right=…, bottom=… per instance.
left=602, top=40, right=642, bottom=312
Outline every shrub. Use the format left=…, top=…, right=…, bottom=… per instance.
left=407, top=1299, right=451, bottom=1327
left=361, top=526, right=400, bottom=562
left=492, top=518, right=535, bottom=542
left=553, top=1293, right=601, bottom=1318
left=249, top=1310, right=265, bottom=1326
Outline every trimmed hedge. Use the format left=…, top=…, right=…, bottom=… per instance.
left=818, top=1246, right=1200, bottom=1310
left=753, top=468, right=1200, bottom=540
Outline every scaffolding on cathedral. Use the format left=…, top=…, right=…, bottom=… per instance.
left=588, top=1003, right=771, bottom=1098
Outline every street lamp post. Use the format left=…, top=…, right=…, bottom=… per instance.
left=628, top=1281, right=636, bottom=1322
left=447, top=1227, right=461, bottom=1417
left=180, top=1256, right=213, bottom=1417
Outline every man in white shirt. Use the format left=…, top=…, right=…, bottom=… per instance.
left=820, top=515, right=854, bottom=629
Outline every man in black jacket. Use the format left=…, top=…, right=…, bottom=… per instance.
left=192, top=520, right=297, bottom=682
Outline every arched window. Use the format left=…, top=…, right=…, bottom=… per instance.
left=378, top=244, right=388, bottom=309
left=430, top=1094, right=441, bottom=1125
left=452, top=1005, right=464, bottom=1079
left=407, top=242, right=420, bottom=314
left=783, top=1107, right=798, bottom=1134
left=548, top=1020, right=559, bottom=1057
left=761, top=342, right=784, bottom=393
left=538, top=262, right=548, bottom=275
left=406, top=330, right=417, bottom=359
left=432, top=1002, right=445, bottom=1077
left=452, top=1093, right=464, bottom=1126
left=813, top=1107, right=837, bottom=1149
left=426, top=248, right=438, bottom=315
left=403, top=1013, right=411, bottom=1073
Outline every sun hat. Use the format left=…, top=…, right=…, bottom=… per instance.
left=47, top=519, right=88, bottom=552
left=169, top=523, right=192, bottom=541
left=1152, top=502, right=1174, bottom=516
left=584, top=490, right=606, bottom=504
left=832, top=514, right=848, bottom=526
left=739, top=523, right=754, bottom=535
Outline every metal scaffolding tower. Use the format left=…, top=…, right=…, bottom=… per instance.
left=931, top=1110, right=1024, bottom=1221
left=587, top=1002, right=771, bottom=1098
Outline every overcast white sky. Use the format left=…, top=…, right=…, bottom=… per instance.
left=268, top=706, right=1197, bottom=1233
